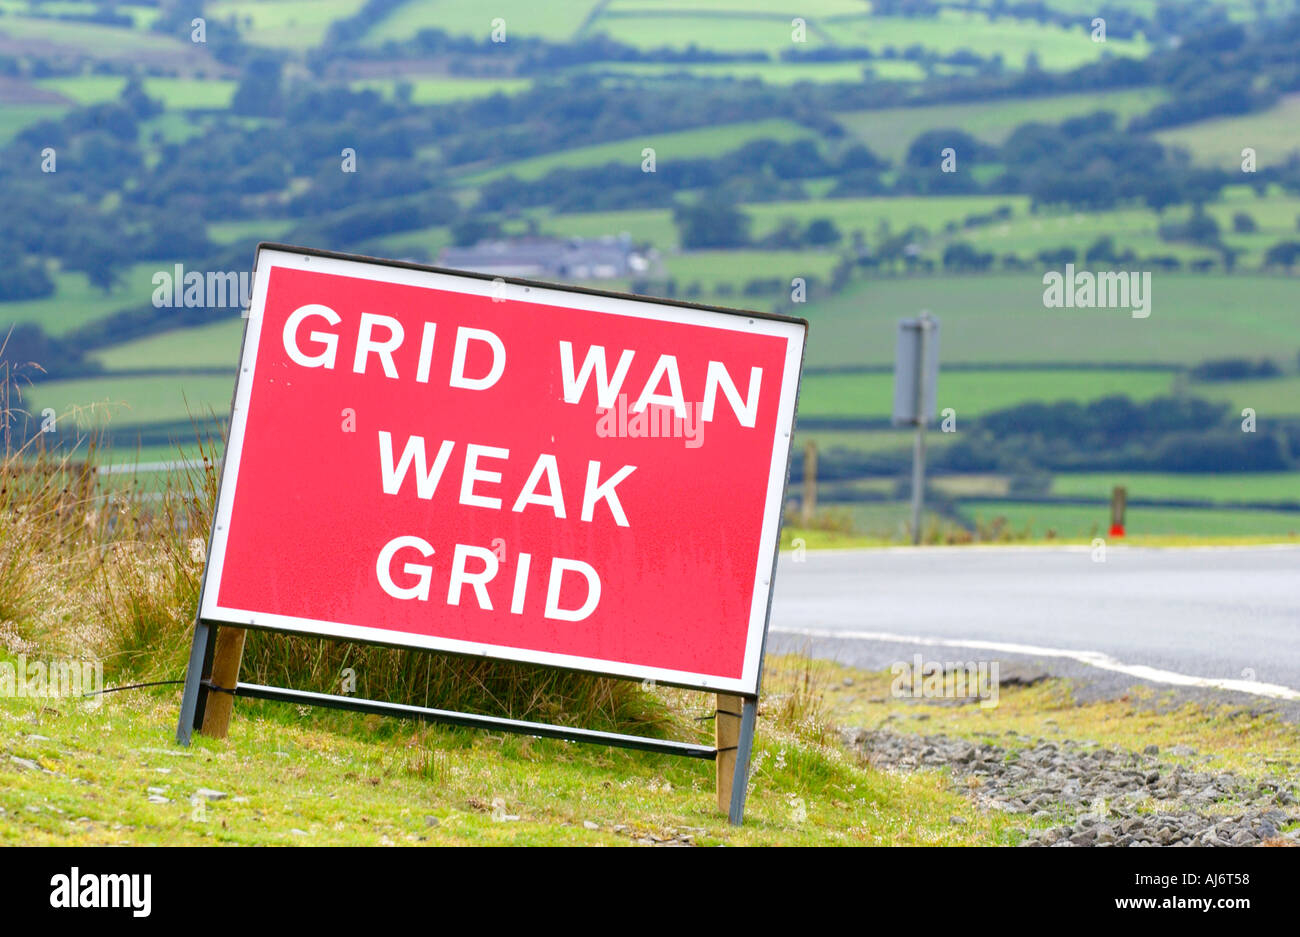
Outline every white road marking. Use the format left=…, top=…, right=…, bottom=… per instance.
left=771, top=627, right=1300, bottom=701
left=780, top=543, right=1300, bottom=556
left=98, top=459, right=220, bottom=475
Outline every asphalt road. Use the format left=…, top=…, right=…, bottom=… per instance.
left=767, top=545, right=1300, bottom=710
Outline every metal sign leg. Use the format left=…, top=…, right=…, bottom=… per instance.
left=910, top=417, right=927, bottom=545
left=728, top=696, right=758, bottom=826
left=910, top=315, right=930, bottom=545
left=175, top=620, right=212, bottom=746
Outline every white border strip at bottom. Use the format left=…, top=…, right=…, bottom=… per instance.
left=771, top=627, right=1300, bottom=701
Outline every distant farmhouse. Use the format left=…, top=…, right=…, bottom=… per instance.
left=438, top=235, right=658, bottom=281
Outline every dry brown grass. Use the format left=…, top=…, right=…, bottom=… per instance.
left=762, top=652, right=837, bottom=747
left=0, top=421, right=669, bottom=735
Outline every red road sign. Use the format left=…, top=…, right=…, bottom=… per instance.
left=202, top=245, right=806, bottom=694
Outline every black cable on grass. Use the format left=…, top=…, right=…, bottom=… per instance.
left=82, top=678, right=185, bottom=698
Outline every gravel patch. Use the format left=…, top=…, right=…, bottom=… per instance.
left=843, top=727, right=1300, bottom=847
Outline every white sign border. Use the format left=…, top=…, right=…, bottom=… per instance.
left=199, top=245, right=807, bottom=696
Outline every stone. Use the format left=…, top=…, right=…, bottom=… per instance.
left=840, top=725, right=1299, bottom=849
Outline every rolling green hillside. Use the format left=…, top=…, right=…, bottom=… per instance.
left=800, top=275, right=1300, bottom=369
left=3, top=0, right=1299, bottom=541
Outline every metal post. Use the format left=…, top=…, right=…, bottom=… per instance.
left=910, top=315, right=930, bottom=545
left=175, top=619, right=211, bottom=745
left=801, top=440, right=817, bottom=527
left=728, top=696, right=758, bottom=825
left=910, top=420, right=927, bottom=545
left=233, top=681, right=718, bottom=758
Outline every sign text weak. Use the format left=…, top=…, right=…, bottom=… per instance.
left=202, top=247, right=806, bottom=694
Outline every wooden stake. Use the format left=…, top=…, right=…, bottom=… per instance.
left=715, top=693, right=742, bottom=813
left=1109, top=485, right=1128, bottom=537
left=200, top=627, right=246, bottom=739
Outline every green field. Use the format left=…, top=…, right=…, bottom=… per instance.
left=1050, top=472, right=1300, bottom=504
left=540, top=209, right=682, bottom=248
left=26, top=374, right=236, bottom=429
left=816, top=500, right=947, bottom=536
left=660, top=248, right=843, bottom=291
left=0, top=0, right=158, bottom=20
left=363, top=224, right=455, bottom=261
left=1037, top=0, right=1285, bottom=21
left=0, top=262, right=165, bottom=336
left=535, top=194, right=1035, bottom=253
left=798, top=369, right=1177, bottom=418
left=208, top=219, right=296, bottom=246
left=0, top=104, right=65, bottom=144
left=586, top=10, right=829, bottom=53
left=586, top=1, right=1144, bottom=67
left=956, top=197, right=1297, bottom=269
left=0, top=15, right=186, bottom=58
left=1209, top=181, right=1300, bottom=219
left=796, top=468, right=1300, bottom=543
left=836, top=89, right=1169, bottom=161
left=459, top=118, right=820, bottom=185
left=746, top=194, right=1033, bottom=239
left=37, top=76, right=237, bottom=110
left=90, top=318, right=247, bottom=371
left=961, top=500, right=1300, bottom=538
left=385, top=191, right=1037, bottom=274
left=578, top=59, right=928, bottom=84
left=364, top=0, right=599, bottom=44
left=827, top=9, right=1149, bottom=70
left=139, top=111, right=209, bottom=145
left=800, top=274, right=1300, bottom=369
left=1155, top=94, right=1300, bottom=168
left=1196, top=375, right=1300, bottom=418
left=351, top=76, right=532, bottom=104
left=796, top=427, right=954, bottom=453
left=607, top=0, right=869, bottom=14
left=115, top=2, right=163, bottom=29
left=209, top=0, right=368, bottom=50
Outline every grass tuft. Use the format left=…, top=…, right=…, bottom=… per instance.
left=0, top=407, right=672, bottom=737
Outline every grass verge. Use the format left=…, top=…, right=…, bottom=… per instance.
left=3, top=654, right=1295, bottom=845
left=0, top=661, right=1007, bottom=846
